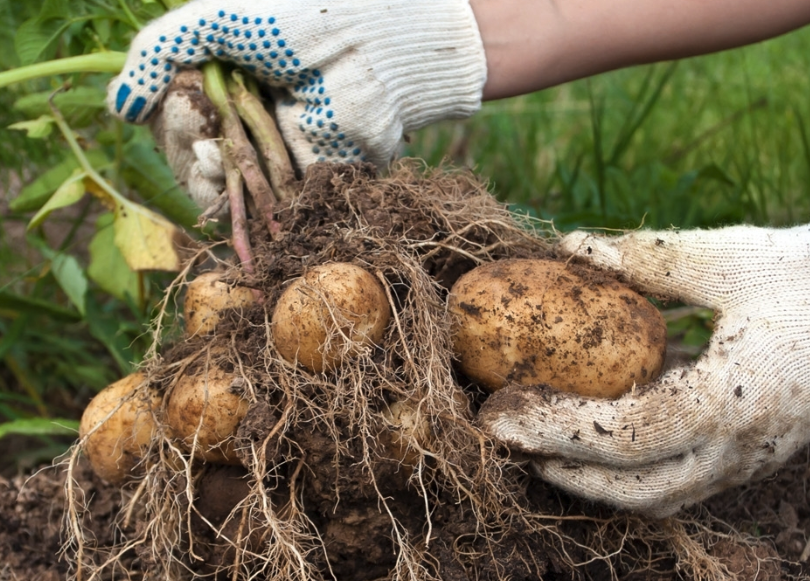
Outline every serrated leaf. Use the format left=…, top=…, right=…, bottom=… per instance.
left=27, top=169, right=87, bottom=230
left=8, top=114, right=55, bottom=138
left=10, top=150, right=109, bottom=213
left=51, top=252, right=88, bottom=316
left=88, top=213, right=141, bottom=303
left=0, top=418, right=80, bottom=440
left=15, top=17, right=69, bottom=65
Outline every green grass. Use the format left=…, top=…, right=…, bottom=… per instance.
left=407, top=26, right=810, bottom=231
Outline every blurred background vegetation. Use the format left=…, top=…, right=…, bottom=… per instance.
left=2, top=0, right=809, bottom=473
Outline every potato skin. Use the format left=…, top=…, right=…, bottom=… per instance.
left=448, top=259, right=667, bottom=398
left=272, top=263, right=391, bottom=373
left=166, top=364, right=249, bottom=465
left=79, top=372, right=160, bottom=484
left=184, top=271, right=255, bottom=337
left=381, top=399, right=430, bottom=469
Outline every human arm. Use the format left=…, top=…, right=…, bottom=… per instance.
left=473, top=0, right=810, bottom=100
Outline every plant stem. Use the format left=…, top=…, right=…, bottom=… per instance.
left=229, top=72, right=298, bottom=202
left=0, top=53, right=127, bottom=89
left=202, top=62, right=281, bottom=237
left=223, top=155, right=264, bottom=302
left=117, top=0, right=143, bottom=30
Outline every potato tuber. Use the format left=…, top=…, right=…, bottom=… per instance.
left=272, top=263, right=390, bottom=373
left=448, top=259, right=667, bottom=398
left=184, top=271, right=256, bottom=337
left=166, top=363, right=249, bottom=464
left=79, top=372, right=160, bottom=484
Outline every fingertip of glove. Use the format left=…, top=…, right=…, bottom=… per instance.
left=557, top=230, right=594, bottom=257
left=107, top=78, right=162, bottom=124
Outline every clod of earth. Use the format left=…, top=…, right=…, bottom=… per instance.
left=448, top=258, right=668, bottom=397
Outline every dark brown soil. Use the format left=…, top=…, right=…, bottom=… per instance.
left=4, top=453, right=808, bottom=580
left=3, top=163, right=808, bottom=581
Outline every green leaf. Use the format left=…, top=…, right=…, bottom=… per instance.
left=85, top=295, right=137, bottom=374
left=696, top=164, right=736, bottom=187
left=88, top=213, right=141, bottom=304
left=51, top=252, right=88, bottom=316
left=122, top=140, right=202, bottom=229
left=38, top=0, right=74, bottom=21
left=14, top=86, right=106, bottom=121
left=0, top=290, right=81, bottom=321
left=27, top=169, right=87, bottom=230
left=8, top=114, right=55, bottom=138
left=10, top=150, right=108, bottom=213
left=15, top=17, right=70, bottom=65
left=0, top=418, right=80, bottom=440
left=82, top=175, right=185, bottom=272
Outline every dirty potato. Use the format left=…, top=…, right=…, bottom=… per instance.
left=448, top=259, right=667, bottom=398
left=166, top=363, right=249, bottom=464
left=272, top=263, right=391, bottom=373
left=79, top=372, right=161, bottom=484
left=184, top=271, right=256, bottom=337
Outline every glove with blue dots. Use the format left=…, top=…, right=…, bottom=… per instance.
left=107, top=0, right=487, bottom=169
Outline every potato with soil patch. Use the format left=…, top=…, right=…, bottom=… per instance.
left=184, top=271, right=256, bottom=337
left=381, top=398, right=431, bottom=469
left=272, top=262, right=391, bottom=373
left=449, top=258, right=666, bottom=398
left=166, top=363, right=249, bottom=464
left=79, top=372, right=161, bottom=484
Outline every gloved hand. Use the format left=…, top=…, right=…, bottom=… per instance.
left=107, top=0, right=487, bottom=170
left=149, top=70, right=227, bottom=215
left=478, top=225, right=810, bottom=518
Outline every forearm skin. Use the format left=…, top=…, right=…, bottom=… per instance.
left=472, top=0, right=810, bottom=100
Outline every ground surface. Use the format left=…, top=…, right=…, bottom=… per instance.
left=1, top=452, right=809, bottom=580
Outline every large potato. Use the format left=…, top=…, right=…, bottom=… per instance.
left=272, top=263, right=391, bottom=373
left=79, top=372, right=161, bottom=484
left=184, top=271, right=256, bottom=337
left=448, top=259, right=667, bottom=398
left=166, top=364, right=249, bottom=464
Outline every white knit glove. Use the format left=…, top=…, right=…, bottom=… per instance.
left=478, top=225, right=810, bottom=518
left=107, top=0, right=487, bottom=169
left=149, top=70, right=227, bottom=214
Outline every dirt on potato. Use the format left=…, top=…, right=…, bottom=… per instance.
left=3, top=162, right=808, bottom=581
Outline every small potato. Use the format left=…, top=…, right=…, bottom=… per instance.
left=272, top=263, right=391, bottom=373
left=79, top=372, right=160, bottom=484
left=166, top=364, right=249, bottom=464
left=448, top=259, right=667, bottom=398
left=381, top=399, right=431, bottom=468
left=184, top=271, right=256, bottom=337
